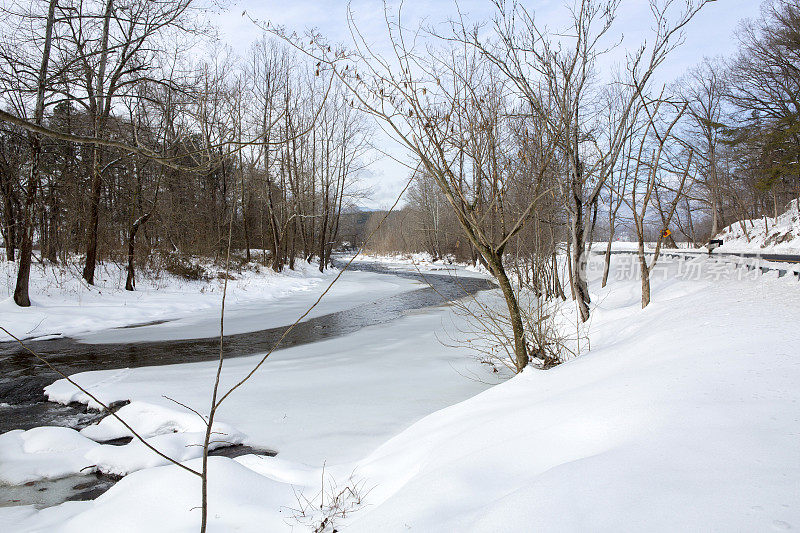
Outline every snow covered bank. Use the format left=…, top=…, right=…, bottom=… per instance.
left=2, top=266, right=499, bottom=529
left=0, top=456, right=301, bottom=532
left=716, top=199, right=800, bottom=254
left=0, top=258, right=420, bottom=342
left=351, top=251, right=492, bottom=278
left=343, top=258, right=800, bottom=531
left=3, top=256, right=799, bottom=531
left=0, top=402, right=244, bottom=484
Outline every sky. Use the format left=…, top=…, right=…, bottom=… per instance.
left=212, top=0, right=765, bottom=208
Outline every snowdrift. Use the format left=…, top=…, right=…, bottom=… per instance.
left=0, top=402, right=244, bottom=484
left=342, top=261, right=800, bottom=531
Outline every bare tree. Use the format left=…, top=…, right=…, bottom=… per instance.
left=1, top=0, right=59, bottom=306
left=472, top=0, right=710, bottom=322
left=677, top=57, right=728, bottom=236
left=53, top=0, right=202, bottom=284
left=627, top=99, right=692, bottom=307
left=295, top=14, right=557, bottom=371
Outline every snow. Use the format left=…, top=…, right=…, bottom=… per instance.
left=86, top=430, right=240, bottom=478
left=716, top=199, right=800, bottom=254
left=0, top=258, right=420, bottom=342
left=2, top=256, right=800, bottom=531
left=79, top=401, right=228, bottom=442
left=0, top=427, right=98, bottom=485
left=343, top=258, right=800, bottom=532
left=17, top=457, right=300, bottom=533
left=0, top=402, right=245, bottom=483
left=351, top=251, right=492, bottom=278
left=42, top=290, right=499, bottom=465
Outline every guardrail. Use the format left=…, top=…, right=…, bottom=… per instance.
left=594, top=249, right=800, bottom=280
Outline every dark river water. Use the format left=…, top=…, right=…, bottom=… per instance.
left=0, top=262, right=494, bottom=434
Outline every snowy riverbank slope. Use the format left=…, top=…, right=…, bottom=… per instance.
left=346, top=260, right=800, bottom=531
left=716, top=199, right=800, bottom=254
left=0, top=258, right=420, bottom=342
left=2, top=256, right=799, bottom=531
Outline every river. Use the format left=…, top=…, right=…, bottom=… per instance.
left=0, top=262, right=492, bottom=433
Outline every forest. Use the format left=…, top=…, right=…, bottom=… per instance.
left=1, top=0, right=371, bottom=307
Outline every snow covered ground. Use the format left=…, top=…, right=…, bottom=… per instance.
left=345, top=260, right=800, bottom=531
left=2, top=255, right=799, bottom=531
left=350, top=251, right=491, bottom=278
left=716, top=199, right=800, bottom=254
left=0, top=402, right=245, bottom=484
left=0, top=258, right=420, bottom=342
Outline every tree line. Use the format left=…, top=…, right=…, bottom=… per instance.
left=366, top=0, right=800, bottom=261
left=0, top=0, right=369, bottom=306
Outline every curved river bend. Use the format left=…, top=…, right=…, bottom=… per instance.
left=0, top=262, right=494, bottom=434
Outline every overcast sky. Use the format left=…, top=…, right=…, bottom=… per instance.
left=212, top=0, right=765, bottom=208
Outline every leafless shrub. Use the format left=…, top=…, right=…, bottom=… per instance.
left=162, top=253, right=210, bottom=281
left=284, top=467, right=372, bottom=533
left=443, top=284, right=580, bottom=374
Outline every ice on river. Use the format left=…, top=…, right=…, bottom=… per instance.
left=0, top=259, right=421, bottom=342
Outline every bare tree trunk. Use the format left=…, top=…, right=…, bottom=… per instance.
left=586, top=198, right=598, bottom=254
left=318, top=185, right=329, bottom=272
left=239, top=121, right=251, bottom=263
left=82, top=146, right=103, bottom=284
left=773, top=190, right=779, bottom=220
left=552, top=252, right=566, bottom=300
left=14, top=0, right=57, bottom=306
left=288, top=218, right=296, bottom=270
left=325, top=160, right=347, bottom=268
left=709, top=151, right=720, bottom=237
left=43, top=179, right=58, bottom=262
left=243, top=194, right=251, bottom=263
left=82, top=0, right=113, bottom=285
left=125, top=198, right=155, bottom=291
left=570, top=186, right=591, bottom=322
left=0, top=162, right=17, bottom=262
left=710, top=195, right=719, bottom=236
left=601, top=237, right=613, bottom=288
left=638, top=243, right=651, bottom=308
left=487, top=253, right=528, bottom=372
left=266, top=173, right=282, bottom=271
left=14, top=138, right=40, bottom=307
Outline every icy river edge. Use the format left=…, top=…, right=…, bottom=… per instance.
left=1, top=260, right=498, bottom=518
